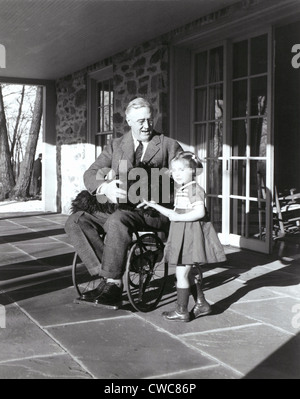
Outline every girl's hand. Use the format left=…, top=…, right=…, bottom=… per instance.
left=136, top=199, right=157, bottom=210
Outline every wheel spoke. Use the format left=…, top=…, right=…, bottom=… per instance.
left=125, top=234, right=168, bottom=312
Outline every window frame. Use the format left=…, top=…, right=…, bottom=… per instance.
left=87, top=66, right=113, bottom=158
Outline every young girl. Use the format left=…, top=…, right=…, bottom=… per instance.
left=138, top=151, right=226, bottom=322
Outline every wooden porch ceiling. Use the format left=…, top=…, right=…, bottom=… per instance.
left=0, top=0, right=237, bottom=81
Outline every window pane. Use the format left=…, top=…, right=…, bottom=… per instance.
left=250, top=117, right=267, bottom=156
left=251, top=34, right=268, bottom=75
left=250, top=76, right=267, bottom=116
left=230, top=198, right=246, bottom=235
left=97, top=78, right=113, bottom=134
left=103, top=105, right=110, bottom=132
left=230, top=197, right=265, bottom=239
left=209, top=46, right=223, bottom=83
left=98, top=83, right=102, bottom=106
left=195, top=51, right=207, bottom=86
left=233, top=40, right=248, bottom=79
left=231, top=160, right=246, bottom=196
left=208, top=84, right=223, bottom=120
left=206, top=197, right=222, bottom=233
left=95, top=133, right=113, bottom=157
left=208, top=122, right=223, bottom=157
left=195, top=88, right=207, bottom=121
left=232, top=120, right=247, bottom=156
left=110, top=104, right=113, bottom=131
left=249, top=200, right=266, bottom=240
left=250, top=160, right=266, bottom=198
left=232, top=80, right=247, bottom=117
left=207, top=159, right=222, bottom=195
left=98, top=105, right=102, bottom=132
left=195, top=124, right=206, bottom=161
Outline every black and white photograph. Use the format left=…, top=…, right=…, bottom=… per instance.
left=0, top=0, right=299, bottom=382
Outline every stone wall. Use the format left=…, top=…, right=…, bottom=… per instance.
left=112, top=40, right=169, bottom=136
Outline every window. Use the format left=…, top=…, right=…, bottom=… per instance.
left=230, top=34, right=268, bottom=239
left=95, top=78, right=113, bottom=157
left=88, top=66, right=113, bottom=158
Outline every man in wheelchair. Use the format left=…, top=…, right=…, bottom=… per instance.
left=65, top=97, right=182, bottom=307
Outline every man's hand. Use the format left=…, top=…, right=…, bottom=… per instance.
left=101, top=180, right=127, bottom=203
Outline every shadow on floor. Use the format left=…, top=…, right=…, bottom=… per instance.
left=244, top=333, right=300, bottom=379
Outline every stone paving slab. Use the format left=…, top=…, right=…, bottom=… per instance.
left=0, top=245, right=34, bottom=265
left=12, top=239, right=74, bottom=259
left=14, top=285, right=130, bottom=327
left=46, top=315, right=217, bottom=379
left=4, top=218, right=61, bottom=230
left=1, top=270, right=73, bottom=306
left=0, top=259, right=53, bottom=284
left=38, top=214, right=70, bottom=224
left=0, top=229, right=66, bottom=244
left=266, top=284, right=300, bottom=300
left=230, top=296, right=300, bottom=334
left=0, top=304, right=64, bottom=363
left=0, top=224, right=29, bottom=236
left=0, top=354, right=92, bottom=379
left=181, top=323, right=293, bottom=377
left=147, top=364, right=241, bottom=379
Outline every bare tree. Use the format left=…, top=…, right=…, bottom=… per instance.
left=10, top=85, right=25, bottom=157
left=12, top=86, right=43, bottom=198
left=0, top=84, right=15, bottom=200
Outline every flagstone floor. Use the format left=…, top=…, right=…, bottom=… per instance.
left=0, top=211, right=299, bottom=379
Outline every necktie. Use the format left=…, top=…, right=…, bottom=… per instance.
left=134, top=140, right=143, bottom=166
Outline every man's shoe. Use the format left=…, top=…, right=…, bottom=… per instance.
left=80, top=277, right=106, bottom=300
left=94, top=282, right=123, bottom=307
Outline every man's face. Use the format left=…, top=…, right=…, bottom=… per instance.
left=126, top=106, right=154, bottom=142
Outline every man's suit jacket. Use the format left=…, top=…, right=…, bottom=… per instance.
left=84, top=131, right=182, bottom=194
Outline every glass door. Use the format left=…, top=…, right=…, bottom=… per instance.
left=229, top=33, right=273, bottom=253
left=193, top=32, right=273, bottom=253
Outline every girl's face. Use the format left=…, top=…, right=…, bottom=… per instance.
left=171, top=159, right=193, bottom=185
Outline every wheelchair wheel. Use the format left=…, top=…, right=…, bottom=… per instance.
left=72, top=253, right=102, bottom=297
left=125, top=233, right=168, bottom=312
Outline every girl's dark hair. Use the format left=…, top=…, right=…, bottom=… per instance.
left=171, top=151, right=203, bottom=173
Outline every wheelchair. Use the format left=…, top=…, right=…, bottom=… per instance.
left=72, top=230, right=168, bottom=312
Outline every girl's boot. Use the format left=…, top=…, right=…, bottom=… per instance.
left=162, top=288, right=191, bottom=322
left=191, top=269, right=212, bottom=319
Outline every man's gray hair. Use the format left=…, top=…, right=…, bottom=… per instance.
left=125, top=97, right=153, bottom=117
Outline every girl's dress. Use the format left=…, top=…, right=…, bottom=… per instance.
left=164, top=181, right=227, bottom=265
